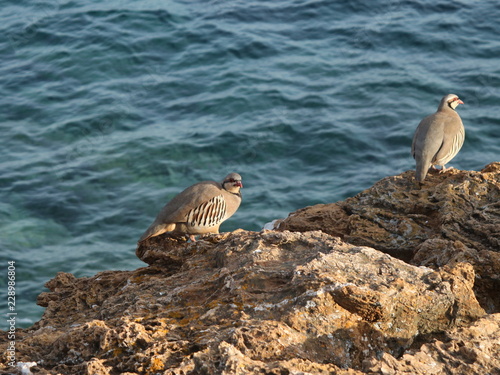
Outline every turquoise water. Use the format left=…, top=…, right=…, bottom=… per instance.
left=1, top=0, right=499, bottom=328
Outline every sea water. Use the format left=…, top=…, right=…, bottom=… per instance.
left=1, top=0, right=499, bottom=327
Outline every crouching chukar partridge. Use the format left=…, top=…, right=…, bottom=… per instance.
left=138, top=173, right=243, bottom=243
left=411, top=94, right=465, bottom=182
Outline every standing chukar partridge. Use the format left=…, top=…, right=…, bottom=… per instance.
left=138, top=173, right=243, bottom=243
left=411, top=94, right=465, bottom=182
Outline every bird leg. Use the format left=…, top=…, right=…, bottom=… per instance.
left=430, top=165, right=452, bottom=174
left=439, top=165, right=451, bottom=174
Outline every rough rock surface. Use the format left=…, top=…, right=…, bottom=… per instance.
left=363, top=313, right=500, bottom=375
left=0, top=164, right=499, bottom=375
left=279, top=163, right=500, bottom=258
left=279, top=162, right=500, bottom=313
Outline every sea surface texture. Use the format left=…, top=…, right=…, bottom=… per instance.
left=1, top=0, right=499, bottom=327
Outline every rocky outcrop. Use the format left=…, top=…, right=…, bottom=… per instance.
left=279, top=163, right=500, bottom=258
left=279, top=162, right=500, bottom=313
left=364, top=313, right=500, bottom=375
left=0, top=163, right=499, bottom=375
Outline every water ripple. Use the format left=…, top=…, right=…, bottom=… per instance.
left=1, top=0, right=499, bottom=327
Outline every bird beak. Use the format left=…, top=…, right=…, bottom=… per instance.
left=458, top=99, right=464, bottom=104
left=235, top=181, right=243, bottom=188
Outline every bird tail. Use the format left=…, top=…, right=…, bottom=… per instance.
left=415, top=153, right=432, bottom=182
left=415, top=163, right=427, bottom=182
left=138, top=223, right=175, bottom=243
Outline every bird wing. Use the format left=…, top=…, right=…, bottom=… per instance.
left=153, top=181, right=223, bottom=225
left=138, top=181, right=224, bottom=242
left=412, top=113, right=445, bottom=162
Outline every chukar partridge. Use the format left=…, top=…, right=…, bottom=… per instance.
left=411, top=94, right=465, bottom=182
left=138, top=173, right=243, bottom=243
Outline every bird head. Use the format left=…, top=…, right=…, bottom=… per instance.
left=222, top=173, right=243, bottom=194
left=442, top=94, right=464, bottom=110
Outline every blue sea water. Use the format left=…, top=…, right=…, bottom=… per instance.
left=0, top=0, right=499, bottom=328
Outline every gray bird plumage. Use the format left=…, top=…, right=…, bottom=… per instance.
left=411, top=94, right=465, bottom=182
left=138, top=173, right=243, bottom=243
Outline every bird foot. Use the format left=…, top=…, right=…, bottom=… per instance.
left=430, top=165, right=452, bottom=174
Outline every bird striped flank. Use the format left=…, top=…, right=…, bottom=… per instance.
left=186, top=194, right=227, bottom=228
left=435, top=128, right=465, bottom=166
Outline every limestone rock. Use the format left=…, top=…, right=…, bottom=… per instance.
left=363, top=313, right=500, bottom=375
left=1, top=165, right=499, bottom=374
left=0, top=230, right=489, bottom=374
left=278, top=163, right=500, bottom=313
left=278, top=163, right=500, bottom=260
left=413, top=238, right=500, bottom=313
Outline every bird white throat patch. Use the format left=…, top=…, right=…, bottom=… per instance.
left=187, top=194, right=227, bottom=228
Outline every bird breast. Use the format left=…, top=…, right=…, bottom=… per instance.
left=186, top=194, right=227, bottom=230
